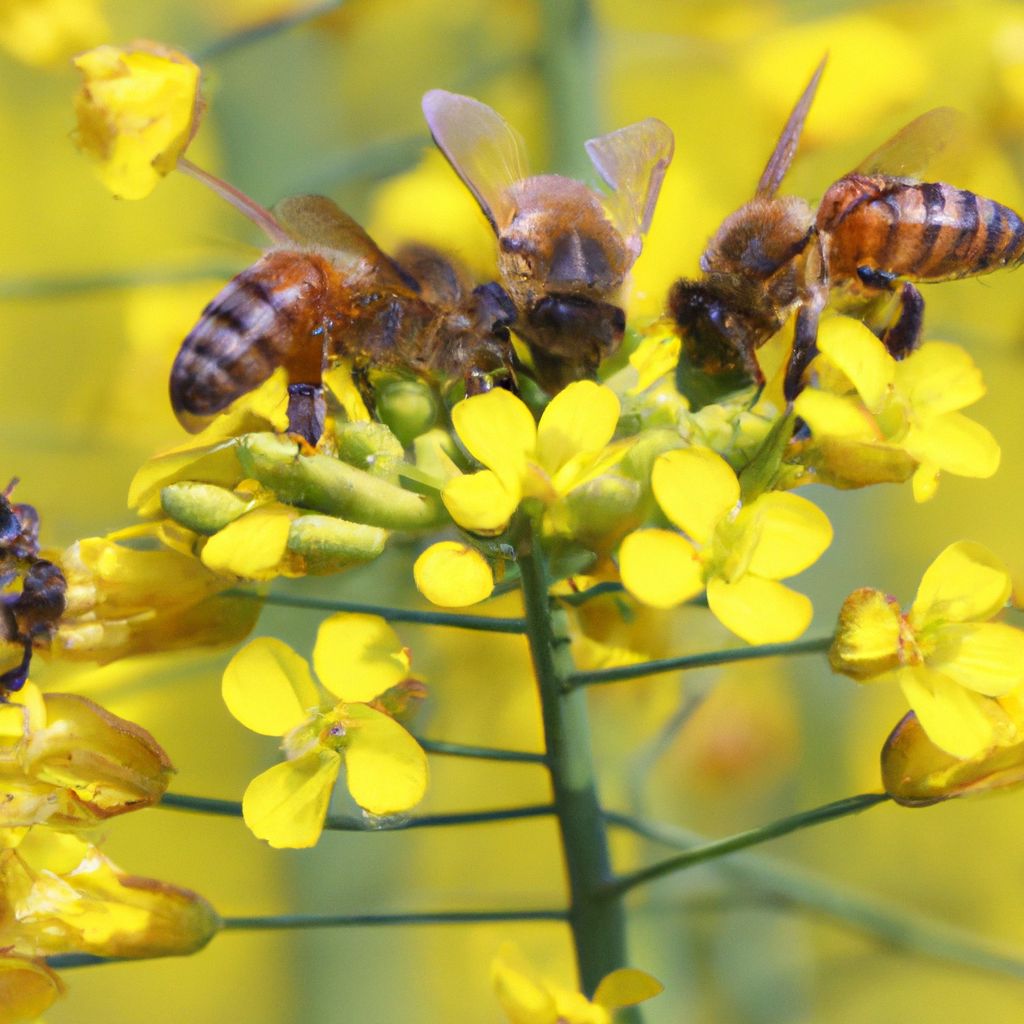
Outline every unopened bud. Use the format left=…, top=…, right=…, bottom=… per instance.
left=161, top=482, right=250, bottom=535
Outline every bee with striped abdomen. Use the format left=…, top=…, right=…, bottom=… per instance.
left=170, top=193, right=517, bottom=445
left=670, top=59, right=1024, bottom=399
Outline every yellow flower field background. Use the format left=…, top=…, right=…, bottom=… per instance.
left=5, top=0, right=1024, bottom=1021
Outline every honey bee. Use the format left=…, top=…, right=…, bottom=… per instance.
left=170, top=192, right=518, bottom=444
left=0, top=481, right=67, bottom=694
left=669, top=59, right=1024, bottom=399
left=423, top=90, right=674, bottom=392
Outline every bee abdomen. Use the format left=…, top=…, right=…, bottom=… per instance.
left=170, top=251, right=331, bottom=426
left=822, top=176, right=1024, bottom=284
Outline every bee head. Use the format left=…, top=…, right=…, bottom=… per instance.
left=668, top=279, right=758, bottom=378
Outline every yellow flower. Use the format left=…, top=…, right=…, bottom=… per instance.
left=222, top=614, right=428, bottom=848
left=413, top=541, right=494, bottom=607
left=72, top=42, right=202, bottom=200
left=793, top=318, right=1000, bottom=501
left=55, top=533, right=261, bottom=663
left=0, top=829, right=219, bottom=958
left=492, top=944, right=662, bottom=1024
left=0, top=954, right=63, bottom=1024
left=442, top=382, right=631, bottom=536
left=619, top=447, right=832, bottom=643
left=831, top=541, right=1024, bottom=759
left=0, top=681, right=172, bottom=829
left=0, top=0, right=107, bottom=68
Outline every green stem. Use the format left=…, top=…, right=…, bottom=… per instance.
left=569, top=635, right=833, bottom=688
left=606, top=793, right=889, bottom=895
left=195, top=0, right=345, bottom=61
left=537, top=0, right=600, bottom=176
left=418, top=738, right=546, bottom=764
left=159, top=793, right=553, bottom=830
left=229, top=589, right=527, bottom=633
left=222, top=909, right=567, bottom=930
left=519, top=526, right=630, bottom=1001
left=606, top=810, right=1024, bottom=983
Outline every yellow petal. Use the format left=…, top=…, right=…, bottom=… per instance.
left=628, top=333, right=681, bottom=394
left=200, top=505, right=295, bottom=580
left=794, top=388, right=880, bottom=441
left=0, top=956, right=63, bottom=1022
left=313, top=613, right=410, bottom=702
left=593, top=969, right=664, bottom=1011
left=902, top=412, right=1000, bottom=478
left=491, top=945, right=558, bottom=1024
left=0, top=0, right=107, bottom=67
left=222, top=637, right=320, bottom=736
left=911, top=541, right=1012, bottom=626
left=442, top=470, right=518, bottom=534
left=707, top=576, right=812, bottom=644
left=652, top=447, right=739, bottom=545
left=895, top=341, right=986, bottom=416
left=899, top=665, right=997, bottom=759
left=816, top=317, right=894, bottom=409
left=343, top=704, right=428, bottom=815
left=930, top=622, right=1024, bottom=697
left=127, top=439, right=242, bottom=518
left=619, top=529, right=704, bottom=609
left=242, top=750, right=341, bottom=849
left=744, top=492, right=832, bottom=580
left=72, top=43, right=202, bottom=200
left=536, top=381, right=620, bottom=476
left=451, top=389, right=536, bottom=492
left=911, top=461, right=940, bottom=503
left=413, top=542, right=494, bottom=607
left=829, top=587, right=904, bottom=680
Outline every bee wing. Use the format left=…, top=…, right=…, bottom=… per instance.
left=755, top=56, right=827, bottom=198
left=584, top=117, right=674, bottom=262
left=853, top=107, right=965, bottom=179
left=422, top=89, right=527, bottom=235
left=273, top=194, right=413, bottom=289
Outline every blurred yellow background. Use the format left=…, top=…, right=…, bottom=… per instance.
left=4, top=0, right=1024, bottom=1021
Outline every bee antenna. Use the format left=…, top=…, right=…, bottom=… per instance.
left=3, top=478, right=18, bottom=498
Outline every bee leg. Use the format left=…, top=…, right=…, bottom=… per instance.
left=0, top=635, right=32, bottom=694
left=286, top=383, right=326, bottom=446
left=879, top=282, right=924, bottom=360
left=784, top=285, right=827, bottom=401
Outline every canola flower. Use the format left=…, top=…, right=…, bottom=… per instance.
left=619, top=446, right=832, bottom=643
left=793, top=318, right=1000, bottom=500
left=492, top=945, right=662, bottom=1024
left=831, top=541, right=1024, bottom=759
left=222, top=613, right=428, bottom=848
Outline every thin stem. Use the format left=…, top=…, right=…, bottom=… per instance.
left=606, top=810, right=1024, bottom=983
left=229, top=589, right=527, bottom=634
left=159, top=792, right=554, bottom=830
left=556, top=581, right=625, bottom=606
left=569, top=635, right=833, bottom=688
left=606, top=793, right=889, bottom=896
left=519, top=525, right=628, bottom=999
left=195, top=0, right=345, bottom=61
left=537, top=0, right=599, bottom=177
left=418, top=738, right=547, bottom=764
left=222, top=909, right=567, bottom=930
left=177, top=159, right=291, bottom=245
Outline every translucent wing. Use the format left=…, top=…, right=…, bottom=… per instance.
left=584, top=117, right=675, bottom=262
left=273, top=195, right=412, bottom=289
left=422, top=89, right=527, bottom=235
left=854, top=107, right=965, bottom=179
left=756, top=56, right=827, bottom=198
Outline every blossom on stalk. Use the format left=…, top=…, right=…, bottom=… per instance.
left=55, top=532, right=261, bottom=662
left=222, top=614, right=428, bottom=848
left=0, top=681, right=172, bottom=830
left=72, top=41, right=203, bottom=199
left=793, top=318, right=999, bottom=500
left=492, top=944, right=662, bottom=1024
left=442, top=382, right=634, bottom=537
left=619, top=446, right=832, bottom=643
left=831, top=541, right=1024, bottom=759
left=0, top=829, right=220, bottom=959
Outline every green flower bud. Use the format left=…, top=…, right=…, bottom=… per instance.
left=160, top=482, right=250, bottom=535
left=334, top=420, right=405, bottom=480
left=287, top=515, right=387, bottom=574
left=374, top=379, right=439, bottom=445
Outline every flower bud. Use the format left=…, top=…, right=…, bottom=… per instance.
left=161, top=482, right=250, bottom=534
left=287, top=515, right=388, bottom=573
left=334, top=420, right=405, bottom=480
left=829, top=587, right=906, bottom=680
left=373, top=378, right=439, bottom=445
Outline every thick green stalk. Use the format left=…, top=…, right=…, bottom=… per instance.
left=519, top=528, right=633, bottom=1007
